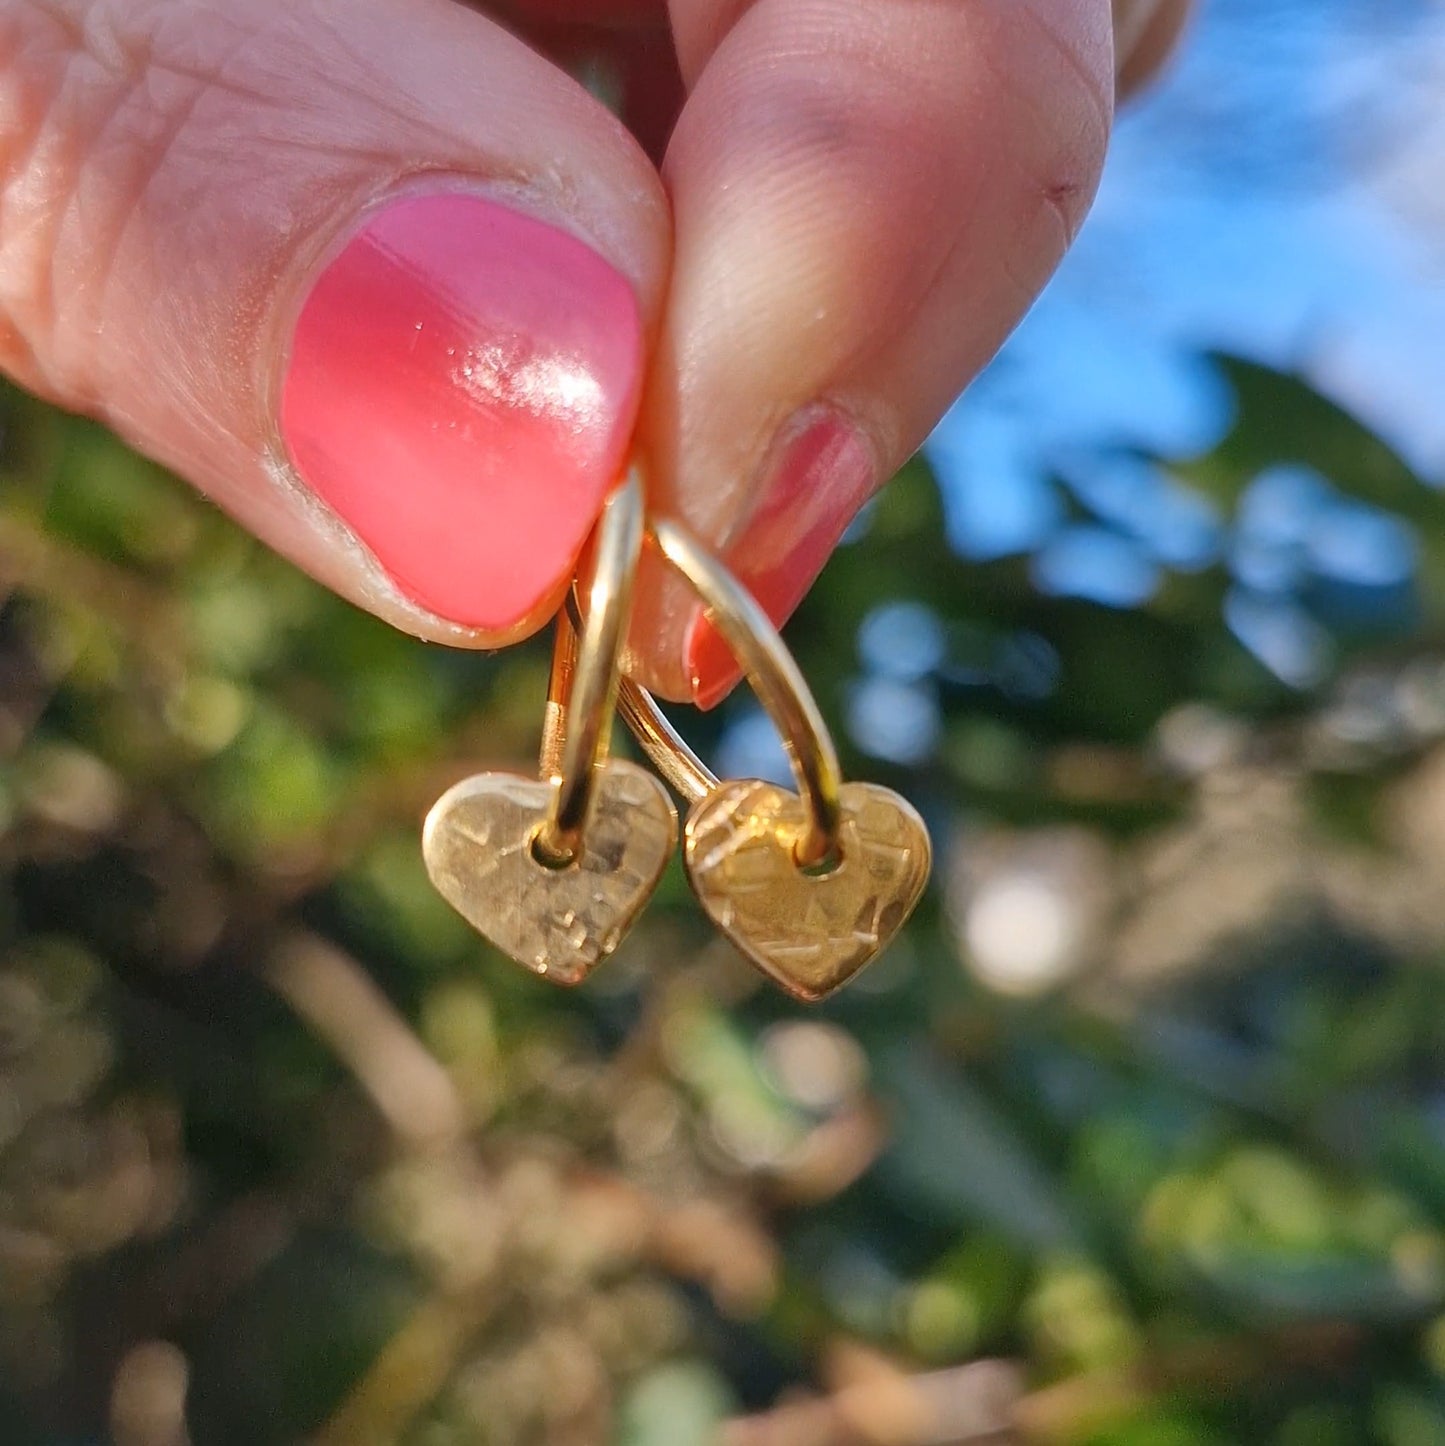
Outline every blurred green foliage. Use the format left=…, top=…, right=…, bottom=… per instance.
left=3, top=360, right=1445, bottom=1446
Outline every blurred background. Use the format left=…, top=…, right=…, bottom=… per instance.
left=9, top=0, right=1445, bottom=1441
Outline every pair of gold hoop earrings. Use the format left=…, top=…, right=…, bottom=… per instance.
left=422, top=469, right=931, bottom=1003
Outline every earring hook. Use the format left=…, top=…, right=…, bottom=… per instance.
left=613, top=517, right=844, bottom=870
left=534, top=467, right=644, bottom=863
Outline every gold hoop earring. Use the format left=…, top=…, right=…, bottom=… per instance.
left=616, top=518, right=931, bottom=1003
left=422, top=471, right=677, bottom=984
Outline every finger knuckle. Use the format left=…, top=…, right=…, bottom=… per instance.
left=0, top=0, right=250, bottom=403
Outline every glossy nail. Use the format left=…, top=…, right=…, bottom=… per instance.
left=280, top=190, right=643, bottom=632
left=685, top=408, right=876, bottom=709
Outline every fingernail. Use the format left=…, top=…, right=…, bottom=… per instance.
left=684, top=408, right=876, bottom=709
left=280, top=189, right=643, bottom=632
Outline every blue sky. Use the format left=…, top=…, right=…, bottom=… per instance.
left=917, top=0, right=1444, bottom=683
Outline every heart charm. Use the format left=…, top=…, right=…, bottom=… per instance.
left=423, top=759, right=677, bottom=985
left=683, top=779, right=931, bottom=1002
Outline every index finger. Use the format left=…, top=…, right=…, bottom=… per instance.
left=630, top=0, right=1115, bottom=703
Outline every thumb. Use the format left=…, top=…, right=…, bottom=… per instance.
left=1, top=0, right=670, bottom=646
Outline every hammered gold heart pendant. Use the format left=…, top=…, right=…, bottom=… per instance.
left=422, top=473, right=677, bottom=985
left=423, top=761, right=676, bottom=985
left=616, top=514, right=934, bottom=1003
left=683, top=778, right=930, bottom=1001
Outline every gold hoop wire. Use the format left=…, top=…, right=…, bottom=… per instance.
left=533, top=468, right=644, bottom=861
left=614, top=518, right=844, bottom=869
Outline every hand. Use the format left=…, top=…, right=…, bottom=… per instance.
left=1, top=0, right=1191, bottom=703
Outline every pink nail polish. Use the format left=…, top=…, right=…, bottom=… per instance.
left=685, top=409, right=876, bottom=709
left=280, top=191, right=643, bottom=632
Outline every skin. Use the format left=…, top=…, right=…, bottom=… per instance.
left=0, top=0, right=1193, bottom=698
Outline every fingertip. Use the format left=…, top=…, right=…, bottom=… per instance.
left=1, top=0, right=671, bottom=653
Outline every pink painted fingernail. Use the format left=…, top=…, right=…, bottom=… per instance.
left=280, top=190, right=643, bottom=632
left=685, top=408, right=876, bottom=709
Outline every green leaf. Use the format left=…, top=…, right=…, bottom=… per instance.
left=875, top=1045, right=1081, bottom=1251
left=184, top=1230, right=422, bottom=1446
